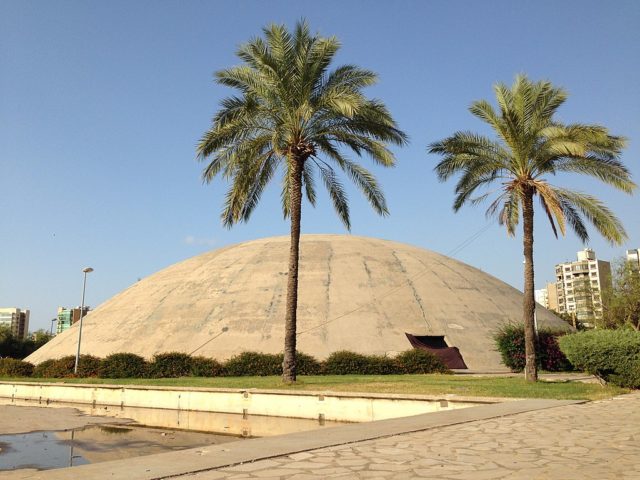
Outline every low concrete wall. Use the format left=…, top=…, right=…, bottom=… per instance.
left=0, top=382, right=493, bottom=424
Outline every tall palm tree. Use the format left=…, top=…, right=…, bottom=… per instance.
left=197, top=21, right=407, bottom=383
left=429, top=75, right=635, bottom=381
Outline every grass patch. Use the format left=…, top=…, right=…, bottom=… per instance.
left=0, top=374, right=627, bottom=400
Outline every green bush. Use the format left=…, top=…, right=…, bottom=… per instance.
left=494, top=324, right=573, bottom=372
left=98, top=353, right=148, bottom=378
left=223, top=352, right=282, bottom=376
left=290, top=352, right=323, bottom=375
left=190, top=356, right=223, bottom=377
left=323, top=350, right=401, bottom=375
left=148, top=352, right=193, bottom=378
left=32, top=355, right=101, bottom=378
left=32, top=358, right=58, bottom=378
left=0, top=358, right=34, bottom=377
left=395, top=349, right=449, bottom=374
left=559, top=329, right=640, bottom=388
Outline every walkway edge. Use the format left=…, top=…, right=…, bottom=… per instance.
left=6, top=399, right=583, bottom=480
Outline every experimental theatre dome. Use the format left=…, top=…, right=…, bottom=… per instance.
left=28, top=235, right=569, bottom=370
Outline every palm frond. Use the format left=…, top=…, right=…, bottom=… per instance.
left=553, top=187, right=628, bottom=244
left=316, top=161, right=350, bottom=229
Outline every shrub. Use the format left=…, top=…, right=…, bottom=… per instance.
left=494, top=324, right=572, bottom=372
left=559, top=329, right=640, bottom=388
left=32, top=355, right=101, bottom=378
left=537, top=331, right=573, bottom=372
left=291, top=352, right=323, bottom=375
left=75, top=355, right=102, bottom=377
left=223, top=352, right=282, bottom=376
left=190, top=356, right=223, bottom=377
left=99, top=353, right=148, bottom=378
left=148, top=352, right=193, bottom=378
left=323, top=351, right=401, bottom=375
left=0, top=358, right=34, bottom=377
left=32, top=358, right=59, bottom=378
left=395, top=349, right=449, bottom=374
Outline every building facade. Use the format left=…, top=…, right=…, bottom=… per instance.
left=56, top=306, right=90, bottom=335
left=0, top=307, right=30, bottom=339
left=554, top=249, right=611, bottom=326
left=546, top=282, right=559, bottom=312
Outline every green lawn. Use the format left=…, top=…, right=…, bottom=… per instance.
left=1, top=374, right=626, bottom=401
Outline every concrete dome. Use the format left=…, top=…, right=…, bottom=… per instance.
left=28, top=235, right=569, bottom=370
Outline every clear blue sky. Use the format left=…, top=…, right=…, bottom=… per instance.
left=1, top=1, right=638, bottom=331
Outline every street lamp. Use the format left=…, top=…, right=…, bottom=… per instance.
left=74, top=267, right=94, bottom=374
left=50, top=318, right=56, bottom=336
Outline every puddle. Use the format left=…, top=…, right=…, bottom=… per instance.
left=0, top=423, right=239, bottom=471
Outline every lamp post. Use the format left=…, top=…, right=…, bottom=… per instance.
left=50, top=318, right=56, bottom=336
left=74, top=267, right=93, bottom=374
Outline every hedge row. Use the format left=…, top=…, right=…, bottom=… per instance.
left=494, top=325, right=573, bottom=372
left=558, top=329, right=640, bottom=388
left=0, top=349, right=449, bottom=379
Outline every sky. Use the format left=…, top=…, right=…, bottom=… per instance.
left=1, top=0, right=639, bottom=332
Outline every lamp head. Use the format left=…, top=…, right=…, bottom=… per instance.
left=83, top=267, right=94, bottom=273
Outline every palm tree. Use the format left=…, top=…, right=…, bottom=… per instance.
left=429, top=75, right=635, bottom=381
left=197, top=21, right=407, bottom=383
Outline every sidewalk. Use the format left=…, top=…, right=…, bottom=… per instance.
left=182, top=393, right=639, bottom=480
left=3, top=393, right=637, bottom=480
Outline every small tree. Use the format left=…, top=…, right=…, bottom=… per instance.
left=602, top=259, right=640, bottom=330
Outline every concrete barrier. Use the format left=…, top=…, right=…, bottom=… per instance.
left=0, top=381, right=493, bottom=425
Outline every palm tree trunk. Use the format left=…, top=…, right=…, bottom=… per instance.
left=522, top=189, right=538, bottom=382
left=282, top=157, right=304, bottom=383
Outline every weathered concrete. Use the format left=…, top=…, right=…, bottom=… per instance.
left=0, top=382, right=491, bottom=425
left=0, top=398, right=581, bottom=479
left=0, top=405, right=130, bottom=435
left=27, top=235, right=569, bottom=370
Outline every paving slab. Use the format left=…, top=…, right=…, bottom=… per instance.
left=183, top=393, right=640, bottom=480
left=0, top=398, right=579, bottom=479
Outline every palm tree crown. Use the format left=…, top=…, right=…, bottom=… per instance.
left=197, top=21, right=407, bottom=228
left=430, top=74, right=634, bottom=243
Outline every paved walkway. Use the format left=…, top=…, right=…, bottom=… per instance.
left=182, top=394, right=640, bottom=480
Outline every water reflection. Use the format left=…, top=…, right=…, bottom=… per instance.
left=0, top=423, right=238, bottom=471
left=4, top=398, right=348, bottom=437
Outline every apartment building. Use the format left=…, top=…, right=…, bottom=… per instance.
left=554, top=249, right=611, bottom=325
left=0, top=307, right=30, bottom=339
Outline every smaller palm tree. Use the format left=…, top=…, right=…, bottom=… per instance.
left=429, top=75, right=635, bottom=381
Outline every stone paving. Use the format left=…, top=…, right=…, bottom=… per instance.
left=181, top=393, right=640, bottom=480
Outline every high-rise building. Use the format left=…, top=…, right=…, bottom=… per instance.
left=0, top=307, right=30, bottom=339
left=626, top=249, right=640, bottom=272
left=56, top=306, right=90, bottom=335
left=554, top=249, right=611, bottom=326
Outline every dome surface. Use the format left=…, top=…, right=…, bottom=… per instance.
left=28, top=235, right=569, bottom=370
